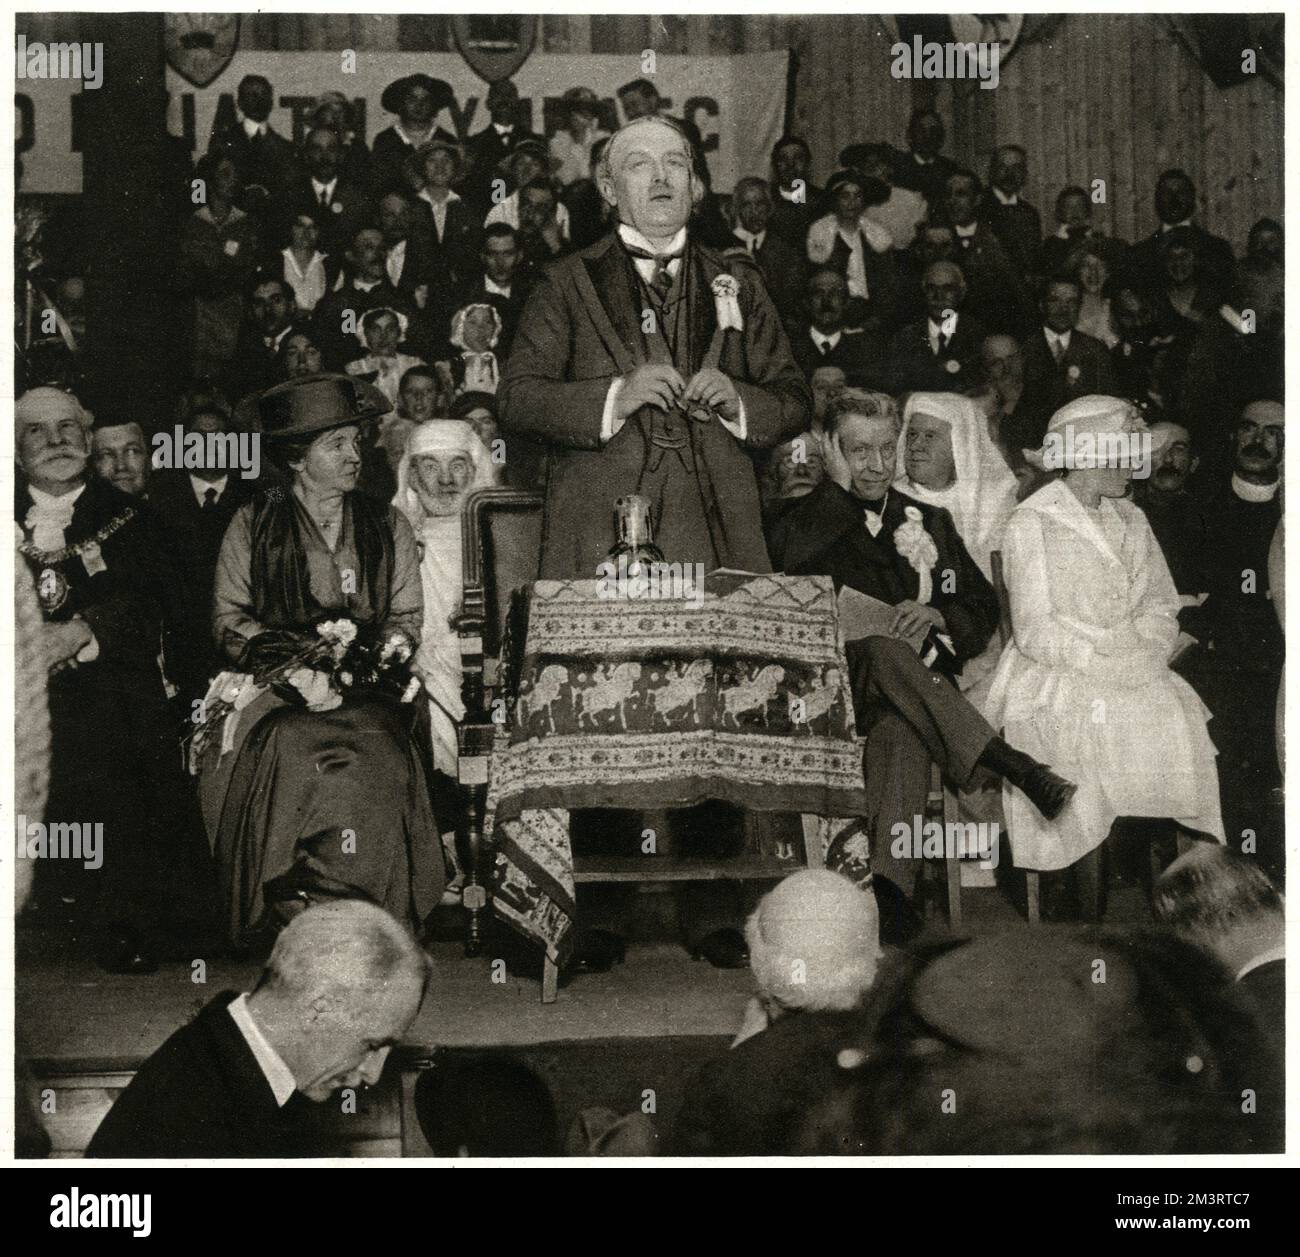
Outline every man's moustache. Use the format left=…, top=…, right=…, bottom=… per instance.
left=1241, top=442, right=1273, bottom=459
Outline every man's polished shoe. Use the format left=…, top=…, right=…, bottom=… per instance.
left=568, top=928, right=626, bottom=975
left=99, top=926, right=158, bottom=976
left=1019, top=765, right=1077, bottom=821
left=692, top=928, right=749, bottom=969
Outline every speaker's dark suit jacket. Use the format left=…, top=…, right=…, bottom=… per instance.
left=86, top=992, right=311, bottom=1158
left=500, top=230, right=810, bottom=578
left=887, top=313, right=988, bottom=395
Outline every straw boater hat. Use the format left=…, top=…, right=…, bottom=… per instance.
left=241, top=373, right=390, bottom=441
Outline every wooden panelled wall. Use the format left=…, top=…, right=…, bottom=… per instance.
left=236, top=12, right=1282, bottom=249
left=20, top=12, right=1280, bottom=247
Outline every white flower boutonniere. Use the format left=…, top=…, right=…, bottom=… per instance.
left=894, top=505, right=940, bottom=604
left=1067, top=363, right=1081, bottom=382
left=944, top=358, right=961, bottom=375
left=712, top=274, right=744, bottom=332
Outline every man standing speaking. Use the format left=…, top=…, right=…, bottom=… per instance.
left=499, top=119, right=810, bottom=972
left=500, top=116, right=810, bottom=578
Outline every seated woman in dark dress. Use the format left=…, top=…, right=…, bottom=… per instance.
left=203, top=373, right=445, bottom=943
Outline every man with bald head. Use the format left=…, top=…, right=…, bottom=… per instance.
left=500, top=116, right=810, bottom=972
left=888, top=259, right=987, bottom=392
left=15, top=388, right=173, bottom=973
left=88, top=901, right=431, bottom=1157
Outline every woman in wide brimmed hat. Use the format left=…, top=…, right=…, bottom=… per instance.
left=549, top=85, right=609, bottom=188
left=205, top=373, right=446, bottom=942
left=806, top=169, right=896, bottom=329
left=371, top=72, right=458, bottom=198
left=982, top=395, right=1224, bottom=918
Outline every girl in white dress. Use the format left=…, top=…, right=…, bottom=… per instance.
left=982, top=396, right=1224, bottom=917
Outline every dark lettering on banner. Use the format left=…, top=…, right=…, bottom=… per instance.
left=15, top=94, right=35, bottom=154
left=683, top=96, right=720, bottom=153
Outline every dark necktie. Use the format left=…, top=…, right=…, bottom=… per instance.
left=623, top=242, right=683, bottom=305
left=318, top=187, right=330, bottom=208
left=202, top=487, right=218, bottom=512
left=939, top=331, right=951, bottom=353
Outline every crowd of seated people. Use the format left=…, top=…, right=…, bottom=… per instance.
left=14, top=75, right=1283, bottom=1158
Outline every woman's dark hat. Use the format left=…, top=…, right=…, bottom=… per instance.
left=247, top=373, right=391, bottom=441
left=449, top=390, right=498, bottom=420
left=381, top=73, right=455, bottom=116
left=825, top=168, right=890, bottom=208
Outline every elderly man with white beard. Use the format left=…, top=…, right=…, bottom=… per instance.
left=14, top=387, right=174, bottom=972
left=392, top=419, right=497, bottom=779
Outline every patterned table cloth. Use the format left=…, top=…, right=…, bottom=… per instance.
left=484, top=572, right=869, bottom=962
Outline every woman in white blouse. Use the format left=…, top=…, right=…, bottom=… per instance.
left=548, top=86, right=609, bottom=188
left=281, top=212, right=329, bottom=314
left=983, top=396, right=1223, bottom=919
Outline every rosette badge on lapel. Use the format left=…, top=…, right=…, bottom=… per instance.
left=711, top=273, right=744, bottom=332
left=894, top=505, right=939, bottom=603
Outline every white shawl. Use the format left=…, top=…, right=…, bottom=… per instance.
left=392, top=420, right=496, bottom=773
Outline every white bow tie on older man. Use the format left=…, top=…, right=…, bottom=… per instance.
left=25, top=484, right=85, bottom=551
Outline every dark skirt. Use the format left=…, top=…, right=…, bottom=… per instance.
left=208, top=694, right=445, bottom=944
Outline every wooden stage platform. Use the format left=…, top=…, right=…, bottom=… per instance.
left=17, top=879, right=1153, bottom=1156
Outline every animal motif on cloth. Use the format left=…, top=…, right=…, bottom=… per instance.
left=576, top=661, right=641, bottom=730
left=789, top=665, right=843, bottom=730
left=521, top=663, right=571, bottom=735
left=722, top=663, right=786, bottom=727
left=650, top=658, right=713, bottom=727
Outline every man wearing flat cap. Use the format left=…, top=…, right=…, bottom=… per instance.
left=499, top=116, right=810, bottom=971
left=370, top=73, right=458, bottom=200
left=15, top=387, right=175, bottom=973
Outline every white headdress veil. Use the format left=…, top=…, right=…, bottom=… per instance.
left=896, top=392, right=1018, bottom=580
left=392, top=420, right=496, bottom=773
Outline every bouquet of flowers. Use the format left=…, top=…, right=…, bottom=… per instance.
left=187, top=618, right=420, bottom=773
